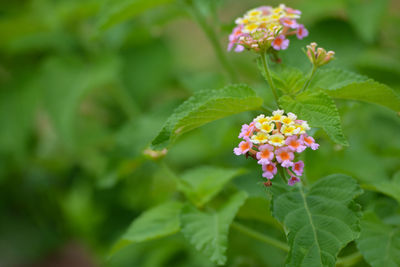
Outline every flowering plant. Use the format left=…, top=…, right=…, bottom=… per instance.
left=111, top=2, right=400, bottom=267
left=228, top=4, right=308, bottom=53
left=234, top=109, right=318, bottom=185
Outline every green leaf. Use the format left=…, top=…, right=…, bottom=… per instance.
left=151, top=84, right=263, bottom=150
left=280, top=90, right=348, bottom=146
left=181, top=191, right=248, bottom=265
left=178, top=166, right=245, bottom=207
left=271, top=67, right=306, bottom=94
left=97, top=0, right=175, bottom=30
left=363, top=172, right=400, bottom=204
left=357, top=212, right=400, bottom=267
left=311, top=68, right=400, bottom=112
left=111, top=201, right=182, bottom=255
left=270, top=174, right=362, bottom=267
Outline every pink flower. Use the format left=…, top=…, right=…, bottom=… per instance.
left=288, top=176, right=300, bottom=186
left=228, top=25, right=244, bottom=52
left=296, top=24, right=308, bottom=40
left=258, top=6, right=273, bottom=15
left=292, top=161, right=304, bottom=176
left=262, top=162, right=277, bottom=179
left=234, top=140, right=252, bottom=155
left=286, top=7, right=301, bottom=15
left=271, top=35, right=289, bottom=50
left=285, top=136, right=306, bottom=153
left=280, top=18, right=299, bottom=29
left=300, top=134, right=319, bottom=150
left=235, top=45, right=245, bottom=52
left=238, top=123, right=255, bottom=139
left=256, top=144, right=274, bottom=165
left=275, top=147, right=294, bottom=167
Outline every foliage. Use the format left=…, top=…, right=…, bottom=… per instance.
left=0, top=0, right=399, bottom=267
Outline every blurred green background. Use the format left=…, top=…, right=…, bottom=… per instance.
left=0, top=0, right=399, bottom=266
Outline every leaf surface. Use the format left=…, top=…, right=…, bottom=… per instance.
left=178, top=166, right=245, bottom=207
left=151, top=84, right=263, bottom=150
left=357, top=212, right=400, bottom=267
left=280, top=90, right=348, bottom=145
left=181, top=191, right=248, bottom=265
left=311, top=68, right=400, bottom=112
left=270, top=174, right=362, bottom=267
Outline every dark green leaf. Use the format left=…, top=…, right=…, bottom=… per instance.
left=151, top=84, right=263, bottom=150
left=110, top=201, right=182, bottom=255
left=181, top=191, right=248, bottom=265
left=178, top=166, right=245, bottom=207
left=270, top=174, right=362, bottom=267
left=311, top=68, right=400, bottom=112
left=357, top=212, right=400, bottom=267
left=280, top=90, right=348, bottom=145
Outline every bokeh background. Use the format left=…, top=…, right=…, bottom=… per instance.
left=1, top=0, right=399, bottom=266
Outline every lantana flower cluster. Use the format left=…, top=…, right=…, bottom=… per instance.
left=228, top=4, right=308, bottom=53
left=233, top=110, right=319, bottom=186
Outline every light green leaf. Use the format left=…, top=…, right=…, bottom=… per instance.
left=270, top=174, right=362, bottom=267
left=311, top=68, right=400, bottom=112
left=271, top=67, right=306, bottom=94
left=97, top=0, right=175, bottom=30
left=280, top=90, right=348, bottom=146
left=151, top=84, right=263, bottom=150
left=357, top=212, right=400, bottom=267
left=111, top=201, right=182, bottom=255
left=181, top=191, right=248, bottom=265
left=178, top=166, right=245, bottom=207
left=363, top=172, right=400, bottom=204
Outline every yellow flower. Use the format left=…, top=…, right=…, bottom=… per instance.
left=281, top=125, right=299, bottom=136
left=268, top=133, right=285, bottom=147
left=243, top=23, right=259, bottom=33
left=259, top=122, right=274, bottom=133
left=251, top=132, right=269, bottom=144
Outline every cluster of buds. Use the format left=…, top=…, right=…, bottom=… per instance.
left=233, top=110, right=319, bottom=186
left=228, top=4, right=308, bottom=53
left=306, top=42, right=335, bottom=67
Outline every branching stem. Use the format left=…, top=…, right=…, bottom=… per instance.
left=299, top=64, right=318, bottom=93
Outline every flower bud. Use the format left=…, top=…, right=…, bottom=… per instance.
left=306, top=42, right=335, bottom=67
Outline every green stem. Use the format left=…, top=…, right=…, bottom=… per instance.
left=231, top=222, right=289, bottom=252
left=260, top=53, right=280, bottom=108
left=299, top=64, right=318, bottom=94
left=336, top=251, right=363, bottom=267
left=186, top=1, right=238, bottom=83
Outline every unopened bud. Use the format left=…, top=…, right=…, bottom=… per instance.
left=305, top=42, right=334, bottom=67
left=143, top=148, right=168, bottom=160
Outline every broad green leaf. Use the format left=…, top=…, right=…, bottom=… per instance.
left=280, top=90, right=348, bottom=146
left=270, top=174, right=362, bottom=267
left=271, top=67, right=306, bottom=94
left=178, top=166, right=245, bottom=207
left=97, top=0, right=175, bottom=30
left=151, top=84, right=263, bottom=150
left=181, top=191, right=248, bottom=265
left=363, top=172, right=400, bottom=204
left=311, top=68, right=400, bottom=112
left=111, top=201, right=182, bottom=255
left=346, top=0, right=389, bottom=43
left=357, top=212, right=400, bottom=267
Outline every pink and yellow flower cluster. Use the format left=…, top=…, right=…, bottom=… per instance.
left=233, top=110, right=319, bottom=186
left=228, top=4, right=308, bottom=53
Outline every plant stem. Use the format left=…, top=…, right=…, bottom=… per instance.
left=336, top=251, right=363, bottom=267
left=231, top=221, right=289, bottom=252
left=299, top=64, right=318, bottom=93
left=260, top=53, right=280, bottom=108
left=186, top=1, right=238, bottom=83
